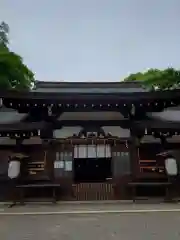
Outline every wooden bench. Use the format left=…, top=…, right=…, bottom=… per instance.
left=9, top=183, right=61, bottom=207
left=127, top=182, right=172, bottom=202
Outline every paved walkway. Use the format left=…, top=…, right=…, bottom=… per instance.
left=1, top=204, right=180, bottom=240
left=1, top=201, right=180, bottom=215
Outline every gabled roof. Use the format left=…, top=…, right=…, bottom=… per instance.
left=33, top=81, right=148, bottom=93
left=1, top=81, right=180, bottom=135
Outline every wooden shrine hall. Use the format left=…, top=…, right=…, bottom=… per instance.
left=0, top=81, right=180, bottom=202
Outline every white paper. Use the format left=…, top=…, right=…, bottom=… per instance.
left=59, top=161, right=64, bottom=168
left=65, top=161, right=72, bottom=171
left=54, top=161, right=64, bottom=169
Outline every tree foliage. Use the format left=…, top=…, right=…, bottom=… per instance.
left=0, top=21, right=35, bottom=90
left=124, top=68, right=180, bottom=90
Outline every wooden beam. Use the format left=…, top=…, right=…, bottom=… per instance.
left=3, top=89, right=180, bottom=113
left=50, top=120, right=131, bottom=128
left=131, top=120, right=180, bottom=136
left=2, top=88, right=180, bottom=101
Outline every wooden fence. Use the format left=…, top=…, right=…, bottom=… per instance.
left=72, top=182, right=114, bottom=201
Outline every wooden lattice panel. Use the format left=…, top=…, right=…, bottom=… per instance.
left=72, top=182, right=114, bottom=201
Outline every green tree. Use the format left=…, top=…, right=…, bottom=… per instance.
left=0, top=21, right=35, bottom=90
left=124, top=68, right=180, bottom=90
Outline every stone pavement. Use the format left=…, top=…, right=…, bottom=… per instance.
left=0, top=203, right=180, bottom=240
left=1, top=200, right=180, bottom=214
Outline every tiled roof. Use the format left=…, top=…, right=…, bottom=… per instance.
left=33, top=81, right=148, bottom=93
left=149, top=106, right=180, bottom=122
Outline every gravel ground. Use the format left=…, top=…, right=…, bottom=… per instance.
left=0, top=211, right=180, bottom=240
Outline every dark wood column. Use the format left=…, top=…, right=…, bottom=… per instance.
left=15, top=139, right=24, bottom=153
left=160, top=136, right=168, bottom=150
left=129, top=130, right=140, bottom=180
left=128, top=105, right=143, bottom=180
left=42, top=139, right=54, bottom=181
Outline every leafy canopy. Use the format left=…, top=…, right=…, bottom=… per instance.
left=0, top=21, right=35, bottom=90
left=124, top=68, right=180, bottom=90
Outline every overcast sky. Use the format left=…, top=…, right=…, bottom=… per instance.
left=0, top=0, right=180, bottom=82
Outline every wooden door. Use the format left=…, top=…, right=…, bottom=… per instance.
left=111, top=143, right=131, bottom=199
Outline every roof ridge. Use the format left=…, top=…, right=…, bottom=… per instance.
left=34, top=81, right=145, bottom=90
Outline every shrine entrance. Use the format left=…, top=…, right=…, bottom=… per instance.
left=54, top=140, right=131, bottom=200
left=73, top=144, right=112, bottom=183
left=72, top=144, right=114, bottom=200
left=74, top=157, right=112, bottom=183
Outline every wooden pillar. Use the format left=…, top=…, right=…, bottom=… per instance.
left=128, top=107, right=140, bottom=181
left=41, top=125, right=54, bottom=180
left=14, top=139, right=24, bottom=154
left=42, top=139, right=53, bottom=181
left=129, top=130, right=139, bottom=180
left=160, top=136, right=168, bottom=151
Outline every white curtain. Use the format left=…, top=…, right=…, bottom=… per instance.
left=74, top=144, right=111, bottom=158
left=97, top=145, right=111, bottom=158
left=74, top=145, right=87, bottom=158
left=87, top=145, right=96, bottom=158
